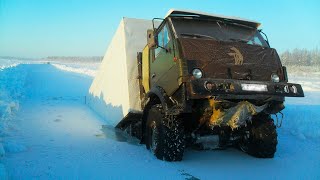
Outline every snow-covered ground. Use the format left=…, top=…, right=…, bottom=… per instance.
left=0, top=60, right=319, bottom=179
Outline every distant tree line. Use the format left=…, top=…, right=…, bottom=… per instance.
left=45, top=56, right=103, bottom=62
left=280, top=48, right=320, bottom=66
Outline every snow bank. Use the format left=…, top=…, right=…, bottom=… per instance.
left=0, top=65, right=26, bottom=134
left=52, top=63, right=97, bottom=77
left=87, top=18, right=156, bottom=125
left=287, top=66, right=320, bottom=92
left=289, top=76, right=320, bottom=92
left=0, top=64, right=28, bottom=179
left=0, top=65, right=27, bottom=132
left=0, top=59, right=20, bottom=71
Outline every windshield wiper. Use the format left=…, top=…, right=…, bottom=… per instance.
left=180, top=33, right=216, bottom=40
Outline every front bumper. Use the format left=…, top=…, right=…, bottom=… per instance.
left=187, top=78, right=304, bottom=99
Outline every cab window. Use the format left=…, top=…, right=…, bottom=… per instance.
left=155, top=24, right=170, bottom=57
left=247, top=33, right=265, bottom=46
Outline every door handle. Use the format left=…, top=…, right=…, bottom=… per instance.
left=151, top=73, right=156, bottom=79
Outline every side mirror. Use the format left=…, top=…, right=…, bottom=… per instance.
left=147, top=29, right=157, bottom=48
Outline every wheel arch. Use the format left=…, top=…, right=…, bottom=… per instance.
left=141, top=86, right=174, bottom=144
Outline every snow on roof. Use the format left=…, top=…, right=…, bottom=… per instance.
left=165, top=9, right=261, bottom=28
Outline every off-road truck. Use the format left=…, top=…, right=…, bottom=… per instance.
left=116, top=10, right=304, bottom=161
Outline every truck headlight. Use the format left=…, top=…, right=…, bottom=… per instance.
left=271, top=73, right=280, bottom=83
left=192, top=68, right=203, bottom=79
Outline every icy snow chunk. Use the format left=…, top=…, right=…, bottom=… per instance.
left=52, top=63, right=97, bottom=77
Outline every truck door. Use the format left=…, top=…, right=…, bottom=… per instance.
left=149, top=23, right=180, bottom=95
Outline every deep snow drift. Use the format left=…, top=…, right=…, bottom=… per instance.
left=87, top=18, right=158, bottom=125
left=0, top=62, right=319, bottom=179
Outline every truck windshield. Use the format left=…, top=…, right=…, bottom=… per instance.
left=171, top=18, right=269, bottom=47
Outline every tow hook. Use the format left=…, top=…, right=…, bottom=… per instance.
left=274, top=112, right=284, bottom=128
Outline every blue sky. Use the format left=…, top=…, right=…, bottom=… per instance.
left=0, top=0, right=319, bottom=57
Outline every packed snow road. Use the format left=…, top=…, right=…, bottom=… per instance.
left=0, top=64, right=319, bottom=179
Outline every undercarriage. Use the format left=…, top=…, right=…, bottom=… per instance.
left=182, top=98, right=280, bottom=153
left=116, top=96, right=283, bottom=159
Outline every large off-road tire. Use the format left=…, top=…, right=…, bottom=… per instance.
left=239, top=116, right=278, bottom=158
left=146, top=104, right=185, bottom=161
